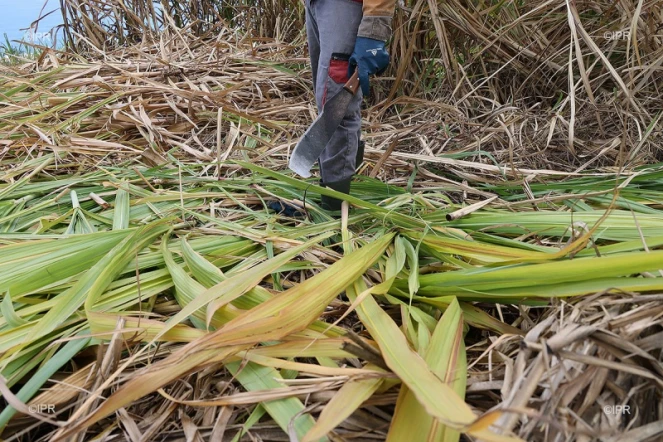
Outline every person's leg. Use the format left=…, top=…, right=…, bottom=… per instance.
left=356, top=139, right=365, bottom=171
left=309, top=0, right=363, bottom=210
left=305, top=0, right=321, bottom=95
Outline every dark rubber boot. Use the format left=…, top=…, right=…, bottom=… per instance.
left=355, top=140, right=365, bottom=171
left=320, top=178, right=352, bottom=212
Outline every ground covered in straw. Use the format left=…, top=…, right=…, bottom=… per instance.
left=1, top=3, right=663, bottom=441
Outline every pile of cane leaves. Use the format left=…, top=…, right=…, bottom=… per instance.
left=0, top=150, right=662, bottom=441
left=2, top=0, right=663, bottom=437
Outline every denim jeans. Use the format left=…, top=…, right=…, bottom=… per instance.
left=305, top=0, right=363, bottom=184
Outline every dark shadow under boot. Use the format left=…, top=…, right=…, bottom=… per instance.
left=356, top=140, right=365, bottom=172
left=320, top=177, right=352, bottom=212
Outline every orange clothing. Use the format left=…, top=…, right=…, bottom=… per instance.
left=363, top=0, right=397, bottom=17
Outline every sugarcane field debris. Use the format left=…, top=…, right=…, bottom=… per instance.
left=1, top=1, right=663, bottom=441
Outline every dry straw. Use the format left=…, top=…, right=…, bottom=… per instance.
left=1, top=0, right=663, bottom=441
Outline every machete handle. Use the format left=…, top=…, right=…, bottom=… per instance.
left=343, top=70, right=360, bottom=95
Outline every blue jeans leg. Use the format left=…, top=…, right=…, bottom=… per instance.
left=305, top=0, right=363, bottom=184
